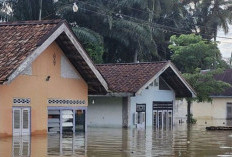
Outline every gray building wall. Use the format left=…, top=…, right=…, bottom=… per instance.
left=87, top=77, right=188, bottom=128
left=88, top=97, right=123, bottom=127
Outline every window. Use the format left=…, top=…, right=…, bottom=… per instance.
left=227, top=103, right=232, bottom=120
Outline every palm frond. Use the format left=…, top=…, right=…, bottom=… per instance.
left=72, top=26, right=103, bottom=45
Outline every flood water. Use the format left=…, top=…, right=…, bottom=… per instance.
left=1, top=124, right=232, bottom=157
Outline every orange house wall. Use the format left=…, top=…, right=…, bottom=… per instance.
left=0, top=42, right=88, bottom=137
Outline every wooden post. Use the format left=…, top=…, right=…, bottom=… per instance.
left=187, top=99, right=191, bottom=124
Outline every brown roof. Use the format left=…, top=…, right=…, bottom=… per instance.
left=213, top=69, right=232, bottom=97
left=97, top=61, right=195, bottom=97
left=97, top=62, right=168, bottom=93
left=0, top=20, right=107, bottom=94
left=0, top=19, right=62, bottom=82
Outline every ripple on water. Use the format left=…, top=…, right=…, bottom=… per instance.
left=1, top=124, right=232, bottom=156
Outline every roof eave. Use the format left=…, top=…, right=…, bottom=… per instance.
left=135, top=61, right=196, bottom=98
left=3, top=21, right=109, bottom=93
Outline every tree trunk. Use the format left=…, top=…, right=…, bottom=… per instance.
left=133, top=50, right=138, bottom=63
left=187, top=99, right=191, bottom=124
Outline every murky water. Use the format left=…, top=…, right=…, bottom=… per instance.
left=1, top=124, right=232, bottom=157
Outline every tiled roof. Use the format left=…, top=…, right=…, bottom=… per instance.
left=213, top=69, right=232, bottom=97
left=97, top=62, right=168, bottom=93
left=0, top=19, right=62, bottom=82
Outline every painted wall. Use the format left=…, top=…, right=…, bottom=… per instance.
left=87, top=77, right=186, bottom=128
left=130, top=78, right=175, bottom=127
left=0, top=42, right=88, bottom=137
left=191, top=98, right=232, bottom=126
left=173, top=100, right=187, bottom=125
left=88, top=97, right=123, bottom=127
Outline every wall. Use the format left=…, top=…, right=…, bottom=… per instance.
left=191, top=97, right=232, bottom=126
left=129, top=77, right=175, bottom=127
left=173, top=100, right=187, bottom=125
left=88, top=97, right=123, bottom=127
left=0, top=42, right=88, bottom=137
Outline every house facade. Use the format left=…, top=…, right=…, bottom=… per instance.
left=88, top=62, right=195, bottom=128
left=192, top=69, right=232, bottom=126
left=0, top=20, right=107, bottom=137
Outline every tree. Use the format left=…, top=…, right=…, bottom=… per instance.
left=183, top=0, right=232, bottom=41
left=54, top=0, right=192, bottom=62
left=169, top=34, right=230, bottom=123
left=10, top=0, right=56, bottom=21
left=72, top=26, right=104, bottom=63
left=169, top=34, right=228, bottom=73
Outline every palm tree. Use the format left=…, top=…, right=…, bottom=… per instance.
left=188, top=0, right=232, bottom=41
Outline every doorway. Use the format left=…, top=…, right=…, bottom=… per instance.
left=136, top=104, right=146, bottom=128
left=47, top=107, right=86, bottom=134
left=153, top=101, right=173, bottom=129
left=13, top=107, right=31, bottom=136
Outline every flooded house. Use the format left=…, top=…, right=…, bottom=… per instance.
left=0, top=20, right=108, bottom=137
left=192, top=69, right=232, bottom=125
left=88, top=61, right=196, bottom=129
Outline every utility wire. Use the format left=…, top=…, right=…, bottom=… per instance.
left=42, top=1, right=232, bottom=42
left=77, top=0, right=232, bottom=35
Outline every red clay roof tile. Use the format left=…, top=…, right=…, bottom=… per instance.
left=0, top=19, right=62, bottom=82
left=97, top=62, right=168, bottom=93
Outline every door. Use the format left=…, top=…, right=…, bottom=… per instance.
left=158, top=111, right=163, bottom=128
left=153, top=111, right=157, bottom=128
left=136, top=104, right=146, bottom=128
left=75, top=110, right=86, bottom=132
left=13, top=107, right=30, bottom=136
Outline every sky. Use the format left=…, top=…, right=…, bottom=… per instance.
left=217, top=25, right=232, bottom=59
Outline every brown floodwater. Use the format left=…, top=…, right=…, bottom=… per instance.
left=1, top=124, right=232, bottom=157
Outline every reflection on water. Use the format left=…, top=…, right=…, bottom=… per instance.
left=1, top=124, right=232, bottom=156
left=13, top=136, right=30, bottom=157
left=47, top=133, right=86, bottom=156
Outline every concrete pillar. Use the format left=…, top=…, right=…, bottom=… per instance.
left=122, top=97, right=130, bottom=128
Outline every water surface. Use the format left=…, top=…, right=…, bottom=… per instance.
left=1, top=124, right=232, bottom=157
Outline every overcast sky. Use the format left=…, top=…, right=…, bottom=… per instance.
left=217, top=25, right=232, bottom=59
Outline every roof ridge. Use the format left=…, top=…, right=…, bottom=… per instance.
left=0, top=19, right=63, bottom=26
left=96, top=61, right=168, bottom=66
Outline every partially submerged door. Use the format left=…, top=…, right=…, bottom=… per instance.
left=153, top=101, right=173, bottom=129
left=136, top=104, right=146, bottom=128
left=13, top=107, right=30, bottom=136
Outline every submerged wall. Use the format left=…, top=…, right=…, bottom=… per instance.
left=191, top=97, right=232, bottom=126
left=88, top=97, right=123, bottom=127
left=0, top=42, right=88, bottom=137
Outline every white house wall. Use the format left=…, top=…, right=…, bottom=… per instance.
left=87, top=97, right=123, bottom=127
left=191, top=98, right=232, bottom=126
left=130, top=81, right=175, bottom=127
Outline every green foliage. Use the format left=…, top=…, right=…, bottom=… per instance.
left=169, top=34, right=228, bottom=73
left=184, top=0, right=232, bottom=40
left=186, top=114, right=197, bottom=124
left=5, top=0, right=232, bottom=63
left=10, top=0, right=56, bottom=21
left=85, top=43, right=104, bottom=64
left=184, top=69, right=231, bottom=102
left=72, top=26, right=104, bottom=64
